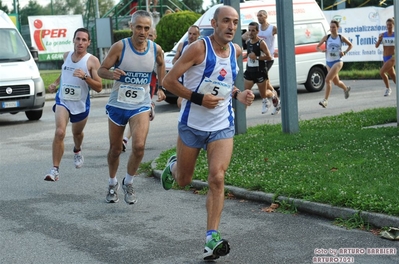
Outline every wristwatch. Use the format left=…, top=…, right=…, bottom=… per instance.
left=82, top=73, right=88, bottom=80
left=256, top=56, right=259, bottom=60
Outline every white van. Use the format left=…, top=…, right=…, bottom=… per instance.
left=163, top=0, right=329, bottom=104
left=0, top=10, right=45, bottom=120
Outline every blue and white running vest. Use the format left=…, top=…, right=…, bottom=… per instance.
left=107, top=38, right=157, bottom=110
left=179, top=36, right=238, bottom=131
left=382, top=32, right=395, bottom=46
left=326, top=35, right=343, bottom=62
left=56, top=52, right=91, bottom=115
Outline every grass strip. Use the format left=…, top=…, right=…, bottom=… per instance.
left=156, top=107, right=399, bottom=216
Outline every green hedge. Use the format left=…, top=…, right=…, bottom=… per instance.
left=113, top=30, right=132, bottom=42
left=112, top=11, right=201, bottom=51
left=156, top=11, right=201, bottom=51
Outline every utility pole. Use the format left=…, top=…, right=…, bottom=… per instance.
left=95, top=0, right=104, bottom=63
left=394, top=0, right=399, bottom=126
left=224, top=0, right=247, bottom=134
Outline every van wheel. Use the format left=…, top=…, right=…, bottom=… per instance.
left=25, top=110, right=43, bottom=121
left=304, top=66, right=326, bottom=92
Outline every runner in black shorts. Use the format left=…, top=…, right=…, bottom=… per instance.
left=243, top=22, right=274, bottom=114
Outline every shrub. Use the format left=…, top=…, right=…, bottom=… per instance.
left=156, top=11, right=201, bottom=51
left=113, top=29, right=132, bottom=42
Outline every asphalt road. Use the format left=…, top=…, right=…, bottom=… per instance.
left=0, top=80, right=398, bottom=263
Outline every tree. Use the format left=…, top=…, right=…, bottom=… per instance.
left=99, top=0, right=117, bottom=17
left=182, top=0, right=204, bottom=13
left=204, top=0, right=218, bottom=11
left=19, top=0, right=48, bottom=25
left=50, top=0, right=84, bottom=16
left=0, top=0, right=10, bottom=13
left=156, top=11, right=201, bottom=51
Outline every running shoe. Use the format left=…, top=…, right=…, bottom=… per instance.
left=44, top=167, right=59, bottom=182
left=344, top=86, right=351, bottom=99
left=319, top=99, right=328, bottom=108
left=272, top=95, right=279, bottom=108
left=161, top=154, right=177, bottom=190
left=74, top=151, right=84, bottom=168
left=261, top=98, right=272, bottom=114
left=150, top=101, right=155, bottom=121
left=271, top=100, right=281, bottom=115
left=122, top=139, right=127, bottom=152
left=384, top=88, right=392, bottom=97
left=106, top=182, right=119, bottom=203
left=203, top=231, right=230, bottom=260
left=122, top=177, right=137, bottom=204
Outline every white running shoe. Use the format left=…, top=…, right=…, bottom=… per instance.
left=74, top=151, right=84, bottom=168
left=271, top=102, right=281, bottom=115
left=319, top=99, right=328, bottom=108
left=261, top=98, right=272, bottom=114
left=149, top=101, right=155, bottom=121
left=44, top=167, right=59, bottom=182
left=106, top=182, right=119, bottom=203
left=344, top=86, right=351, bottom=99
left=384, top=88, right=392, bottom=97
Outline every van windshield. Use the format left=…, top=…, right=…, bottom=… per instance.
left=0, top=28, right=30, bottom=62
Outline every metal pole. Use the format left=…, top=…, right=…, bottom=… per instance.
left=95, top=0, right=104, bottom=62
left=224, top=0, right=247, bottom=134
left=394, top=1, right=399, bottom=126
left=276, top=0, right=299, bottom=133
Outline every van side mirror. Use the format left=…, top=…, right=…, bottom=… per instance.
left=29, top=46, right=39, bottom=62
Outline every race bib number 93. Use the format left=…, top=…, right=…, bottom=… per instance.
left=62, top=83, right=81, bottom=101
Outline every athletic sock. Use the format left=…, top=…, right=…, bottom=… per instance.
left=109, top=177, right=117, bottom=186
left=206, top=230, right=218, bottom=243
left=124, top=174, right=134, bottom=185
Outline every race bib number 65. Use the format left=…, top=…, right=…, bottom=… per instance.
left=117, top=85, right=145, bottom=104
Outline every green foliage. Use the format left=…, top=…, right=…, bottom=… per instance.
left=98, top=0, right=117, bottom=17
left=0, top=0, right=10, bottom=13
left=19, top=0, right=49, bottom=25
left=51, top=0, right=84, bottom=16
left=113, top=29, right=132, bottom=42
left=138, top=161, right=153, bottom=176
left=342, top=61, right=382, bottom=71
left=40, top=70, right=113, bottom=92
left=156, top=11, right=201, bottom=51
left=183, top=0, right=205, bottom=13
left=276, top=200, right=298, bottom=214
left=156, top=108, right=399, bottom=217
left=334, top=211, right=371, bottom=230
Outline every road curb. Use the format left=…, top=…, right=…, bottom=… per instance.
left=151, top=160, right=399, bottom=229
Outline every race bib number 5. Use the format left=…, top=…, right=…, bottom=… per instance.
left=117, top=85, right=145, bottom=104
left=198, top=78, right=231, bottom=106
left=62, top=84, right=81, bottom=101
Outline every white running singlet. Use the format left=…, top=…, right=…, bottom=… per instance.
left=56, top=51, right=92, bottom=115
left=107, top=38, right=156, bottom=110
left=179, top=36, right=238, bottom=132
